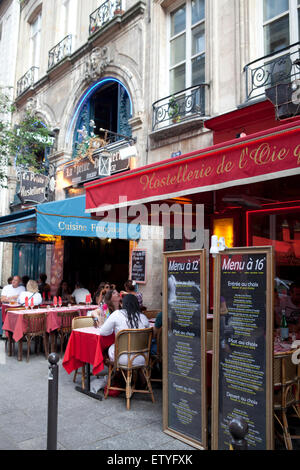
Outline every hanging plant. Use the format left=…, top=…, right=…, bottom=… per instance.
left=0, top=91, right=53, bottom=187
left=169, top=96, right=180, bottom=123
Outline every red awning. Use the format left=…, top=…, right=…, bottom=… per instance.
left=85, top=119, right=300, bottom=214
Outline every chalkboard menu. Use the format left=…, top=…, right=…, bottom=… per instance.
left=164, top=226, right=185, bottom=252
left=130, top=250, right=146, bottom=284
left=212, top=247, right=274, bottom=450
left=163, top=250, right=207, bottom=449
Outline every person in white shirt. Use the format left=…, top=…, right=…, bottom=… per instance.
left=1, top=275, right=25, bottom=303
left=71, top=282, right=91, bottom=304
left=17, top=280, right=42, bottom=306
left=99, top=293, right=149, bottom=366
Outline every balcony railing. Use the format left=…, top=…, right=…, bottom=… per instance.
left=48, top=35, right=72, bottom=70
left=244, top=42, right=300, bottom=101
left=152, top=84, right=209, bottom=131
left=89, top=0, right=123, bottom=36
left=16, top=66, right=39, bottom=97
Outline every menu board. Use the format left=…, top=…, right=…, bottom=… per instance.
left=130, top=250, right=146, bottom=284
left=212, top=247, right=274, bottom=450
left=163, top=250, right=207, bottom=449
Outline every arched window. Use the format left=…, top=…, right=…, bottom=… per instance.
left=72, top=79, right=132, bottom=155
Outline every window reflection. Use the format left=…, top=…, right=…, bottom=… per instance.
left=249, top=209, right=300, bottom=282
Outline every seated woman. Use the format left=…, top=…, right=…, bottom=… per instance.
left=99, top=293, right=149, bottom=365
left=121, top=280, right=143, bottom=309
left=56, top=280, right=73, bottom=303
left=18, top=280, right=43, bottom=306
left=91, top=288, right=121, bottom=325
left=94, top=281, right=111, bottom=306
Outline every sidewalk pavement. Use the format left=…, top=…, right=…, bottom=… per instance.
left=0, top=339, right=194, bottom=451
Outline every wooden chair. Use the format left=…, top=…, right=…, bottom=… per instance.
left=23, top=313, right=48, bottom=362
left=72, top=316, right=94, bottom=387
left=150, top=327, right=162, bottom=383
left=57, top=311, right=80, bottom=357
left=4, top=307, right=29, bottom=356
left=274, top=353, right=300, bottom=450
left=143, top=310, right=161, bottom=320
left=105, top=328, right=155, bottom=410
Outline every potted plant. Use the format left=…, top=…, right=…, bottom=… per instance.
left=169, top=96, right=180, bottom=123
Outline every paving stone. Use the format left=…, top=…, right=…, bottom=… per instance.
left=0, top=341, right=198, bottom=451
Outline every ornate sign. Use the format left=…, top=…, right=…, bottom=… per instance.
left=18, top=170, right=54, bottom=204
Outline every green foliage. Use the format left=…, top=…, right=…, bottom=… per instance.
left=0, top=91, right=53, bottom=188
left=169, top=96, right=180, bottom=122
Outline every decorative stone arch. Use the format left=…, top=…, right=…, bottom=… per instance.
left=24, top=0, right=43, bottom=24
left=34, top=107, right=56, bottom=131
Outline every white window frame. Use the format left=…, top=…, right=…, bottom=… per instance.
left=168, top=0, right=206, bottom=95
left=30, top=11, right=42, bottom=70
left=262, top=0, right=300, bottom=56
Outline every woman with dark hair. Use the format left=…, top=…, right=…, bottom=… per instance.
left=121, top=279, right=143, bottom=308
left=99, top=294, right=149, bottom=365
left=94, top=281, right=110, bottom=305
left=91, top=288, right=121, bottom=325
left=56, top=280, right=73, bottom=303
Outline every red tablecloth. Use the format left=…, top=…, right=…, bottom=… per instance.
left=2, top=305, right=99, bottom=342
left=62, top=327, right=115, bottom=376
left=1, top=303, right=21, bottom=322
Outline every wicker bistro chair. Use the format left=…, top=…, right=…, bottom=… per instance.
left=72, top=316, right=94, bottom=387
left=57, top=311, right=80, bottom=357
left=23, top=313, right=48, bottom=362
left=143, top=310, right=161, bottom=320
left=274, top=353, right=300, bottom=450
left=150, top=327, right=162, bottom=383
left=104, top=328, right=155, bottom=410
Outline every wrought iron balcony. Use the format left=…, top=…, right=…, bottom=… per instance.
left=244, top=42, right=300, bottom=102
left=89, top=0, right=124, bottom=36
left=16, top=66, right=39, bottom=97
left=152, top=84, right=209, bottom=131
left=48, top=35, right=72, bottom=70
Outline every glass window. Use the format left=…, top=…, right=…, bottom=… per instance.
left=171, top=5, right=186, bottom=36
left=169, top=1, right=205, bottom=94
left=264, top=14, right=289, bottom=55
left=249, top=208, right=300, bottom=286
left=192, top=55, right=205, bottom=85
left=263, top=0, right=300, bottom=56
left=30, top=12, right=42, bottom=68
left=192, top=0, right=205, bottom=24
left=192, top=23, right=205, bottom=55
left=263, top=0, right=288, bottom=22
left=170, top=64, right=186, bottom=95
left=170, top=34, right=186, bottom=66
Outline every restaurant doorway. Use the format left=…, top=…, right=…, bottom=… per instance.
left=63, top=237, right=130, bottom=296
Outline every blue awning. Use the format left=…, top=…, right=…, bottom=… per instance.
left=0, top=195, right=140, bottom=242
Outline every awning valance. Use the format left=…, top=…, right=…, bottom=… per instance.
left=84, top=119, right=300, bottom=213
left=0, top=195, right=140, bottom=242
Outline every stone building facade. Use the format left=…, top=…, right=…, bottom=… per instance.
left=1, top=0, right=299, bottom=306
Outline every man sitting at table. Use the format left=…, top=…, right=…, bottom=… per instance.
left=71, top=282, right=91, bottom=305
left=17, top=280, right=42, bottom=307
left=1, top=275, right=25, bottom=303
